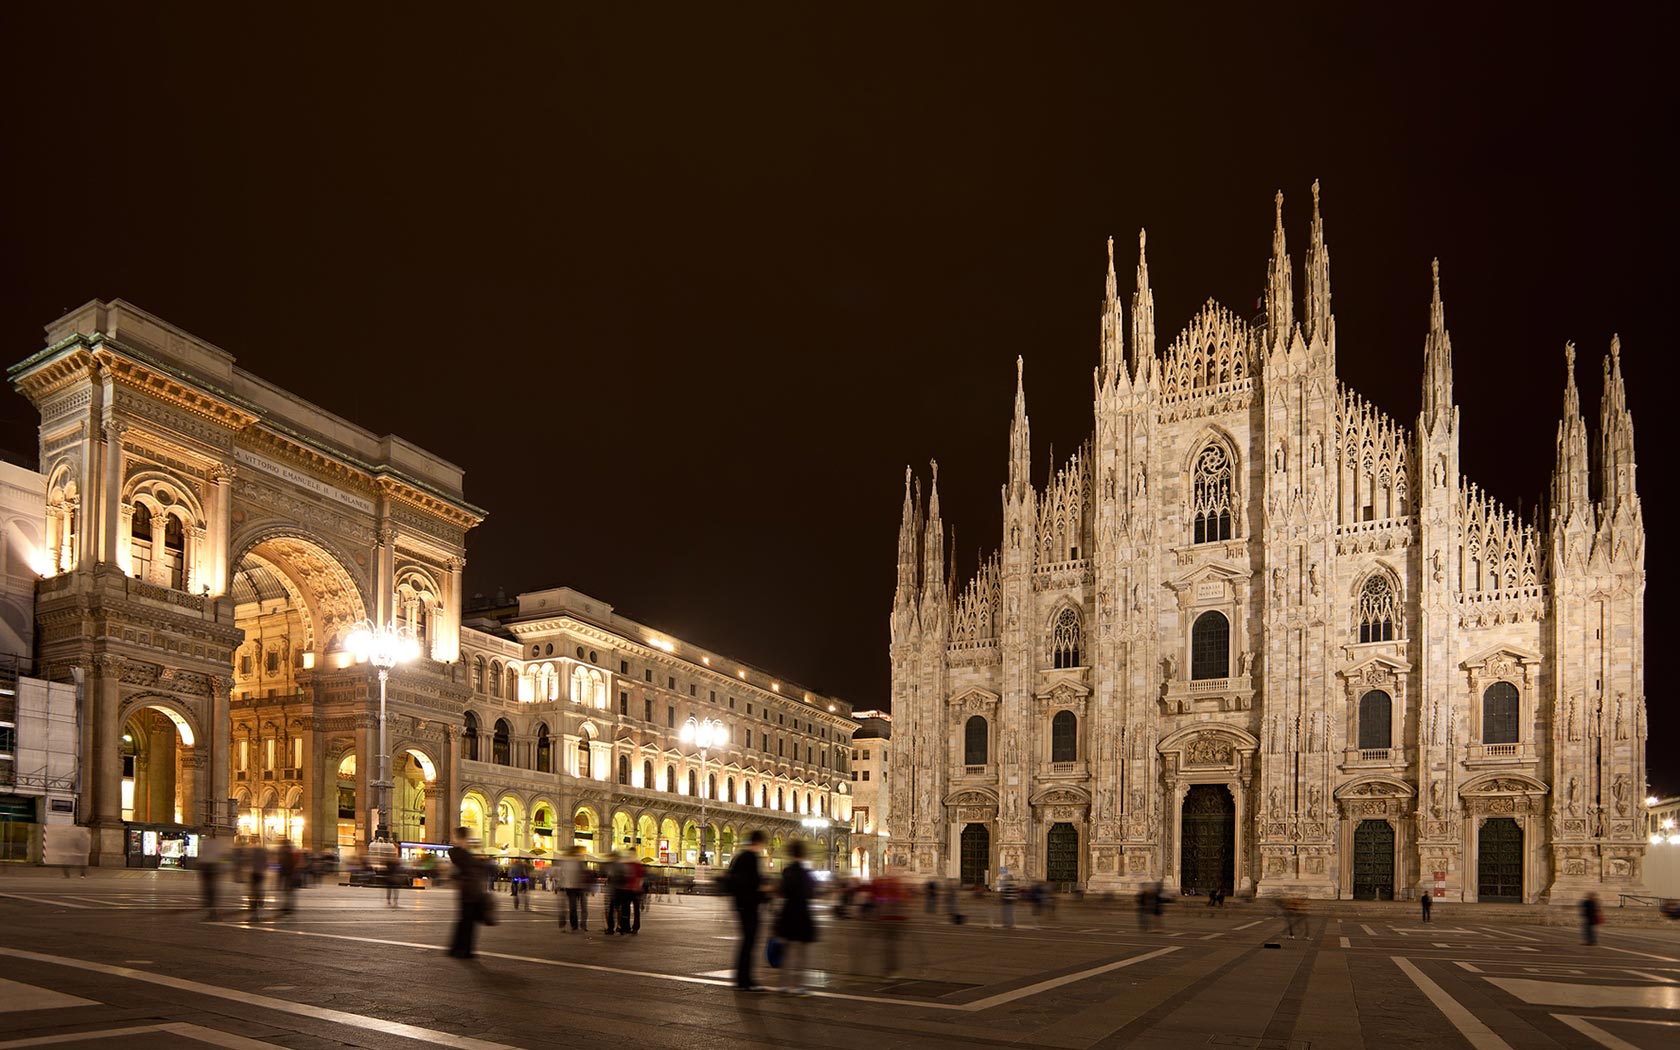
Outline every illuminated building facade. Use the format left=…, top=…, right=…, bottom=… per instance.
left=889, top=185, right=1648, bottom=903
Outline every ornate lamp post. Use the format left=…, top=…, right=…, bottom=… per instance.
left=680, top=717, right=727, bottom=864
left=346, top=620, right=421, bottom=843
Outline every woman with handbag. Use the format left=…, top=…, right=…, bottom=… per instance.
left=773, top=839, right=817, bottom=996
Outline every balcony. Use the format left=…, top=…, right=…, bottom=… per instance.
left=960, top=764, right=995, bottom=780
left=1163, top=674, right=1255, bottom=714
left=1466, top=741, right=1532, bottom=766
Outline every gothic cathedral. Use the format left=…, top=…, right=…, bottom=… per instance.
left=887, top=184, right=1647, bottom=903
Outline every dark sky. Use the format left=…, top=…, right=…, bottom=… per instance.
left=2, top=8, right=1673, bottom=789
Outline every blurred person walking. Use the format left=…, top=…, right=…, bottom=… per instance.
left=198, top=832, right=228, bottom=922
left=276, top=838, right=300, bottom=916
left=725, top=829, right=770, bottom=991
left=997, top=869, right=1016, bottom=928
left=245, top=839, right=268, bottom=917
left=774, top=839, right=817, bottom=995
left=509, top=858, right=529, bottom=911
left=873, top=867, right=910, bottom=977
left=1420, top=888, right=1432, bottom=923
left=558, top=845, right=589, bottom=931
left=448, top=827, right=489, bottom=959
left=623, top=853, right=645, bottom=934
left=1581, top=892, right=1601, bottom=945
left=603, top=853, right=627, bottom=934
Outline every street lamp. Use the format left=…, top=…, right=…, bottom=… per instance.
left=680, top=717, right=727, bottom=864
left=346, top=620, right=421, bottom=843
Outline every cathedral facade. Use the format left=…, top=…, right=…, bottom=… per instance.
left=887, top=184, right=1647, bottom=903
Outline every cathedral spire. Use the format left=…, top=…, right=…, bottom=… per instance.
left=895, top=466, right=919, bottom=607
left=1008, top=356, right=1032, bottom=500
left=1599, top=334, right=1640, bottom=522
left=1265, top=190, right=1294, bottom=344
left=1099, top=236, right=1128, bottom=388
left=1302, top=179, right=1331, bottom=343
left=1420, top=259, right=1454, bottom=433
left=1551, top=343, right=1591, bottom=530
left=1131, top=228, right=1155, bottom=384
left=922, top=459, right=947, bottom=604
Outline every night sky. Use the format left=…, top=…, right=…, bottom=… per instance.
left=2, top=8, right=1673, bottom=790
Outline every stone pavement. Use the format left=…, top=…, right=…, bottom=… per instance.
left=1, top=870, right=1677, bottom=1049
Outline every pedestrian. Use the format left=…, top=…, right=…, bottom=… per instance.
left=924, top=879, right=939, bottom=915
left=276, top=838, right=299, bottom=916
left=1136, top=885, right=1153, bottom=931
left=873, top=867, right=909, bottom=977
left=198, top=832, right=228, bottom=922
left=1283, top=896, right=1306, bottom=939
left=603, top=853, right=627, bottom=934
left=1420, top=888, right=1432, bottom=923
left=946, top=879, right=964, bottom=925
left=774, top=839, right=817, bottom=995
left=998, top=868, right=1015, bottom=928
left=1581, top=891, right=1601, bottom=945
left=448, top=826, right=488, bottom=959
left=246, top=838, right=268, bottom=917
left=558, top=845, right=589, bottom=931
left=624, top=853, right=645, bottom=934
left=725, top=829, right=769, bottom=991
left=509, top=858, right=528, bottom=911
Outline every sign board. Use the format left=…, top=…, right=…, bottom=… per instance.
left=1433, top=870, right=1447, bottom=898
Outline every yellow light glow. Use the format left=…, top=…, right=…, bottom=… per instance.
left=828, top=704, right=836, bottom=712
left=772, top=683, right=780, bottom=692
left=737, top=670, right=747, bottom=679
left=302, top=652, right=316, bottom=670
left=649, top=638, right=674, bottom=653
left=702, top=657, right=710, bottom=665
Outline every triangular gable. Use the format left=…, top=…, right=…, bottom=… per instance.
left=1460, top=644, right=1542, bottom=671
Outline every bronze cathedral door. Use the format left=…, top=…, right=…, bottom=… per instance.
left=1179, top=785, right=1235, bottom=895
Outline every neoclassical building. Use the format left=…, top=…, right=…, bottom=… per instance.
left=9, top=300, right=855, bottom=868
left=888, top=185, right=1647, bottom=903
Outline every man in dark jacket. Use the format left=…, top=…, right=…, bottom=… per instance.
left=726, top=829, right=769, bottom=990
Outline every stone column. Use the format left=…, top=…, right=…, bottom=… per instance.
left=147, top=514, right=169, bottom=585
left=91, top=655, right=126, bottom=865
left=354, top=721, right=374, bottom=847
left=100, top=421, right=127, bottom=566
left=375, top=521, right=396, bottom=626
left=180, top=746, right=201, bottom=828
left=210, top=465, right=234, bottom=597
left=1164, top=779, right=1185, bottom=892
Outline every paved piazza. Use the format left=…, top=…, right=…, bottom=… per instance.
left=1, top=872, right=1676, bottom=1049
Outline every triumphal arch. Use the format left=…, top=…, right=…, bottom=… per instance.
left=10, top=300, right=483, bottom=865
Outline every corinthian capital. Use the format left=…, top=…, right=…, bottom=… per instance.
left=102, top=419, right=129, bottom=440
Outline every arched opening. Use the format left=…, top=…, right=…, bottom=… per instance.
left=636, top=814, right=659, bottom=861
left=459, top=792, right=489, bottom=843
left=1482, top=682, right=1520, bottom=745
left=395, top=750, right=436, bottom=842
left=688, top=769, right=698, bottom=797
left=1352, top=820, right=1395, bottom=900
left=531, top=802, right=556, bottom=854
left=1357, top=574, right=1398, bottom=642
left=665, top=764, right=676, bottom=792
left=1051, top=711, right=1077, bottom=762
left=642, top=759, right=654, bottom=789
left=1358, top=691, right=1393, bottom=751
left=1046, top=822, right=1079, bottom=886
left=535, top=724, right=552, bottom=773
left=1051, top=607, right=1081, bottom=668
left=1477, top=816, right=1523, bottom=902
left=611, top=811, right=635, bottom=853
left=617, top=754, right=630, bottom=785
left=1179, top=784, right=1235, bottom=895
left=1191, top=443, right=1233, bottom=543
left=960, top=823, right=990, bottom=886
left=964, top=715, right=988, bottom=765
left=659, top=817, right=681, bottom=863
left=572, top=806, right=598, bottom=853
left=121, top=705, right=193, bottom=828
left=1191, top=611, right=1230, bottom=680
left=495, top=795, right=525, bottom=852
left=492, top=719, right=512, bottom=765
left=462, top=712, right=480, bottom=761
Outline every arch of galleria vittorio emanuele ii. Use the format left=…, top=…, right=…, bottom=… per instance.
left=10, top=299, right=483, bottom=866
left=10, top=299, right=857, bottom=868
left=888, top=184, right=1647, bottom=904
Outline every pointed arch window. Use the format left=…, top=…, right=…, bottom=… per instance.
left=1357, top=690, right=1392, bottom=750
left=1051, top=710, right=1077, bottom=762
left=492, top=719, right=511, bottom=766
left=1482, top=682, right=1519, bottom=745
left=1191, top=444, right=1234, bottom=543
left=964, top=715, right=988, bottom=765
left=617, top=754, right=630, bottom=785
left=643, top=760, right=654, bottom=789
left=726, top=776, right=736, bottom=803
left=535, top=724, right=552, bottom=773
left=665, top=764, right=676, bottom=792
left=688, top=769, right=698, bottom=796
left=1357, top=574, right=1398, bottom=643
left=1190, top=611, right=1230, bottom=680
left=1051, top=607, right=1082, bottom=669
left=708, top=773, right=717, bottom=800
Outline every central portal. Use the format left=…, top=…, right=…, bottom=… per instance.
left=1180, top=784, right=1235, bottom=895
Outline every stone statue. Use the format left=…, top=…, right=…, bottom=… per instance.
left=1307, top=785, right=1321, bottom=820
left=1612, top=774, right=1629, bottom=815
left=1429, top=780, right=1443, bottom=818
left=1239, top=650, right=1254, bottom=676
left=1131, top=582, right=1143, bottom=613
left=1431, top=549, right=1444, bottom=583
left=1268, top=786, right=1281, bottom=819
left=1163, top=654, right=1177, bottom=681
left=1271, top=568, right=1285, bottom=608
left=1566, top=776, right=1579, bottom=816
left=1308, top=562, right=1322, bottom=597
